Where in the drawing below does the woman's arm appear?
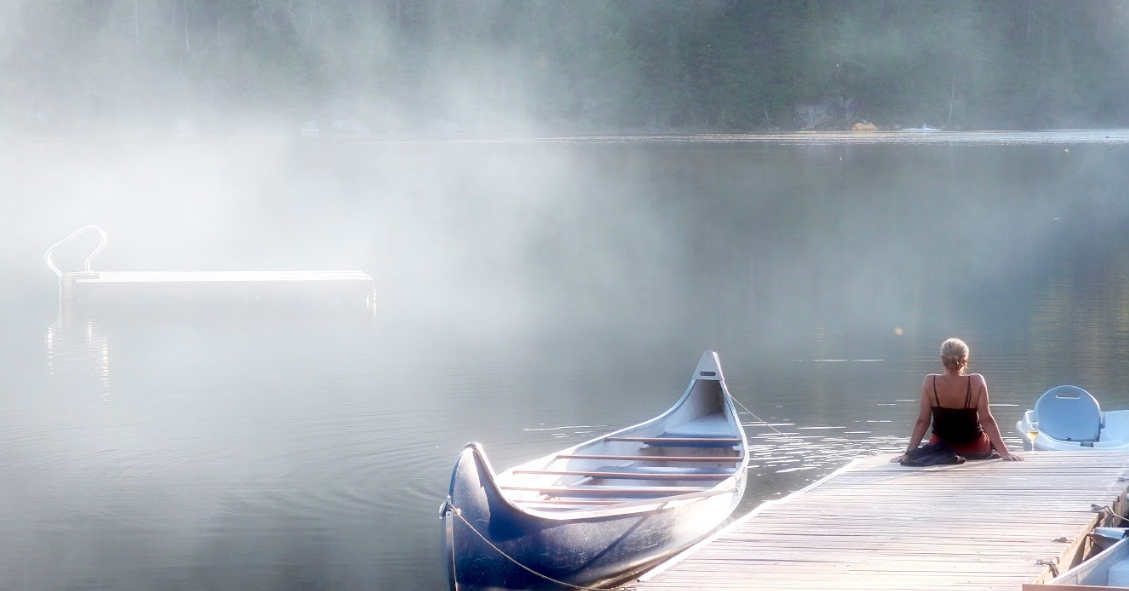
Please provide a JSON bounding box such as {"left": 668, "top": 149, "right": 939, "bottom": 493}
{"left": 976, "top": 375, "right": 1023, "bottom": 461}
{"left": 892, "top": 377, "right": 933, "bottom": 461}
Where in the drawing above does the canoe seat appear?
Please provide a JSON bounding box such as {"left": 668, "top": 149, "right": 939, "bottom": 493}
{"left": 499, "top": 484, "right": 710, "bottom": 495}
{"left": 605, "top": 436, "right": 741, "bottom": 447}
{"left": 556, "top": 453, "right": 741, "bottom": 463}
{"left": 662, "top": 414, "right": 734, "bottom": 439}
{"left": 602, "top": 465, "right": 734, "bottom": 476}
{"left": 511, "top": 466, "right": 734, "bottom": 480}
{"left": 514, "top": 499, "right": 623, "bottom": 507}
{"left": 1035, "top": 385, "right": 1103, "bottom": 442}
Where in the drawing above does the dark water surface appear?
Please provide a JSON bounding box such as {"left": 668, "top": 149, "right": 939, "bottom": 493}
{"left": 4, "top": 132, "right": 1129, "bottom": 590}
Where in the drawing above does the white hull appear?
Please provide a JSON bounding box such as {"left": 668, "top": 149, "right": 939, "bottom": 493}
{"left": 1017, "top": 409, "right": 1129, "bottom": 451}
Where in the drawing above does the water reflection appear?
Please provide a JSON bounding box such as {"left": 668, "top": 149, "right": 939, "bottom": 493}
{"left": 45, "top": 318, "right": 110, "bottom": 406}
{"left": 13, "top": 310, "right": 441, "bottom": 591}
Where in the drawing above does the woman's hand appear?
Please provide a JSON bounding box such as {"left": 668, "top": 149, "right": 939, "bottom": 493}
{"left": 890, "top": 454, "right": 906, "bottom": 463}
{"left": 1001, "top": 452, "right": 1024, "bottom": 461}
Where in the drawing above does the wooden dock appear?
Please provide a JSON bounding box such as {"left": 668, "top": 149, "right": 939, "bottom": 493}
{"left": 635, "top": 451, "right": 1129, "bottom": 591}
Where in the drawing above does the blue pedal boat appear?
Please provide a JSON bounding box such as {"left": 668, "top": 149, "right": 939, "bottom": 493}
{"left": 1017, "top": 385, "right": 1129, "bottom": 451}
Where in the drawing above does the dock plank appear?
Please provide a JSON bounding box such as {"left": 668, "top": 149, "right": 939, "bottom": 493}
{"left": 636, "top": 451, "right": 1129, "bottom": 591}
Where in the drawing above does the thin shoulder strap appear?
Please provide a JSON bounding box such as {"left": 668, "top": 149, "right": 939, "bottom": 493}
{"left": 932, "top": 375, "right": 940, "bottom": 406}
{"left": 965, "top": 376, "right": 973, "bottom": 409}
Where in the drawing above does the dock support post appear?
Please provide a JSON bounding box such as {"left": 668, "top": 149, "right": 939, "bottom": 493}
{"left": 59, "top": 274, "right": 75, "bottom": 326}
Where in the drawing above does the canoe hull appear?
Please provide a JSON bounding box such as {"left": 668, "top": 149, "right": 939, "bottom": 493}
{"left": 443, "top": 442, "right": 745, "bottom": 591}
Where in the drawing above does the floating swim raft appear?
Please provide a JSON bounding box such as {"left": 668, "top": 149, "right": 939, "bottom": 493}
{"left": 46, "top": 225, "right": 376, "bottom": 319}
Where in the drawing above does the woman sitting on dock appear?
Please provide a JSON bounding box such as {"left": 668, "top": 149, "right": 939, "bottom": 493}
{"left": 894, "top": 338, "right": 1023, "bottom": 462}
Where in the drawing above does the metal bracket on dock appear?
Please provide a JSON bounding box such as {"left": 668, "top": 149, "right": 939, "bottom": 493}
{"left": 1035, "top": 558, "right": 1060, "bottom": 577}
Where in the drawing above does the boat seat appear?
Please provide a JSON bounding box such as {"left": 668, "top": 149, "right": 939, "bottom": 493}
{"left": 600, "top": 465, "right": 734, "bottom": 476}
{"left": 514, "top": 498, "right": 622, "bottom": 507}
{"left": 556, "top": 453, "right": 741, "bottom": 463}
{"left": 512, "top": 466, "right": 734, "bottom": 480}
{"left": 661, "top": 414, "right": 734, "bottom": 439}
{"left": 605, "top": 436, "right": 741, "bottom": 448}
{"left": 1034, "top": 385, "right": 1103, "bottom": 442}
{"left": 499, "top": 484, "right": 710, "bottom": 495}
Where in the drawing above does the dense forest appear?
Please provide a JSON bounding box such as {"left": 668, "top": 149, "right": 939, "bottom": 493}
{"left": 4, "top": 0, "right": 1129, "bottom": 134}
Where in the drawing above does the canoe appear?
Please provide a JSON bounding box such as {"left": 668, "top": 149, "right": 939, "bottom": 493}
{"left": 1016, "top": 385, "right": 1129, "bottom": 451}
{"left": 440, "top": 350, "right": 749, "bottom": 591}
{"left": 1033, "top": 528, "right": 1129, "bottom": 588}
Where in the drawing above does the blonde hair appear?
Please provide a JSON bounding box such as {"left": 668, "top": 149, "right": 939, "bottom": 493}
{"left": 939, "top": 338, "right": 969, "bottom": 373}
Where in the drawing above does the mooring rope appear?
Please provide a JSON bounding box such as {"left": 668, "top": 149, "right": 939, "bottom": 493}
{"left": 444, "top": 501, "right": 634, "bottom": 591}
{"left": 1092, "top": 504, "right": 1129, "bottom": 525}
{"left": 731, "top": 395, "right": 805, "bottom": 442}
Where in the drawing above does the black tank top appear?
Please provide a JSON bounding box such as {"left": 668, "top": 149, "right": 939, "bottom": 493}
{"left": 930, "top": 375, "right": 984, "bottom": 444}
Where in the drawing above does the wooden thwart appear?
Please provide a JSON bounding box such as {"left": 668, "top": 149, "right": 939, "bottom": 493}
{"left": 511, "top": 469, "right": 733, "bottom": 480}
{"left": 605, "top": 436, "right": 743, "bottom": 445}
{"left": 512, "top": 498, "right": 625, "bottom": 506}
{"left": 556, "top": 453, "right": 743, "bottom": 462}
{"left": 499, "top": 484, "right": 711, "bottom": 495}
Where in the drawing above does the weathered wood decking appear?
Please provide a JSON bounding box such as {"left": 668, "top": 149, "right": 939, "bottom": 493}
{"left": 635, "top": 451, "right": 1129, "bottom": 591}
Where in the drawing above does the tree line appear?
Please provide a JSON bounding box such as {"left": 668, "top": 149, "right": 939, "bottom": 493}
{"left": 5, "top": 0, "right": 1129, "bottom": 134}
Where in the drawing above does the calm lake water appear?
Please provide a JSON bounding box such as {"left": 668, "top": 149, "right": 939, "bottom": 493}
{"left": 4, "top": 131, "right": 1129, "bottom": 590}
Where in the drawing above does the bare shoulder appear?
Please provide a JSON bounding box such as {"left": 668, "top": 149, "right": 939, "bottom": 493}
{"left": 968, "top": 373, "right": 988, "bottom": 390}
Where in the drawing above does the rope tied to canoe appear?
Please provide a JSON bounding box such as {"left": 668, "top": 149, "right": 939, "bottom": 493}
{"left": 1091, "top": 504, "right": 1129, "bottom": 525}
{"left": 730, "top": 395, "right": 805, "bottom": 442}
{"left": 442, "top": 499, "right": 634, "bottom": 591}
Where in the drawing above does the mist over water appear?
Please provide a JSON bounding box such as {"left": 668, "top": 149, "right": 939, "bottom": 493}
{"left": 4, "top": 133, "right": 1129, "bottom": 590}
